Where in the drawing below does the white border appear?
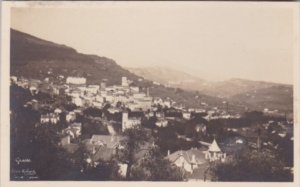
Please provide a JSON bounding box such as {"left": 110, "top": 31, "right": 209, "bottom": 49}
{"left": 1, "top": 1, "right": 300, "bottom": 187}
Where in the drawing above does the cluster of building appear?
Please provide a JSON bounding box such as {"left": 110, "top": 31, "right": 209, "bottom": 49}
{"left": 11, "top": 74, "right": 293, "bottom": 181}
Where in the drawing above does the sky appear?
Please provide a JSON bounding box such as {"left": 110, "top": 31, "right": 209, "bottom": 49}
{"left": 10, "top": 2, "right": 295, "bottom": 84}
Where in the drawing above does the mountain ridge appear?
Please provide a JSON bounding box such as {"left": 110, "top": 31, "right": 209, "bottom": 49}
{"left": 10, "top": 28, "right": 293, "bottom": 113}
{"left": 10, "top": 29, "right": 225, "bottom": 109}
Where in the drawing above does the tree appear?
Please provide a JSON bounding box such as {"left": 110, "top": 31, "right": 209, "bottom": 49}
{"left": 130, "top": 147, "right": 185, "bottom": 181}
{"left": 210, "top": 149, "right": 293, "bottom": 182}
{"left": 118, "top": 127, "right": 149, "bottom": 180}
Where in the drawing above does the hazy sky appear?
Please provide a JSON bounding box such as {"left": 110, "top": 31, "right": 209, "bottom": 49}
{"left": 11, "top": 2, "right": 295, "bottom": 84}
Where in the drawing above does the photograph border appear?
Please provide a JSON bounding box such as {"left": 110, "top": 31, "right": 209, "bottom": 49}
{"left": 1, "top": 1, "right": 300, "bottom": 187}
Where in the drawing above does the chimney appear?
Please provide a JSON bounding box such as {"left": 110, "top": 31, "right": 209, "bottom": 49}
{"left": 167, "top": 150, "right": 170, "bottom": 156}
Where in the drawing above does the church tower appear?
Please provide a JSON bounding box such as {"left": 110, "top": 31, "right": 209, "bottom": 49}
{"left": 122, "top": 111, "right": 129, "bottom": 132}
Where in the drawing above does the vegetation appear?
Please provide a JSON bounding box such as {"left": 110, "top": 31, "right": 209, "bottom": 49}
{"left": 210, "top": 149, "right": 293, "bottom": 182}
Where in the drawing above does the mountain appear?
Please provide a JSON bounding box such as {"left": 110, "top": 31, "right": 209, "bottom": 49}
{"left": 127, "top": 67, "right": 293, "bottom": 113}
{"left": 10, "top": 29, "right": 142, "bottom": 86}
{"left": 10, "top": 29, "right": 293, "bottom": 114}
{"left": 128, "top": 67, "right": 208, "bottom": 90}
{"left": 228, "top": 84, "right": 293, "bottom": 113}
{"left": 10, "top": 29, "right": 223, "bottom": 109}
{"left": 128, "top": 67, "right": 292, "bottom": 98}
{"left": 201, "top": 78, "right": 284, "bottom": 98}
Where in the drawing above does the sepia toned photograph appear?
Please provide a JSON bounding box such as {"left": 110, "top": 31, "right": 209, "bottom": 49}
{"left": 1, "top": 1, "right": 299, "bottom": 185}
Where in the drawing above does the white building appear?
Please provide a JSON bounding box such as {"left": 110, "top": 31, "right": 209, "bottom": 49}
{"left": 72, "top": 97, "right": 84, "bottom": 107}
{"left": 122, "top": 112, "right": 141, "bottom": 131}
{"left": 183, "top": 112, "right": 191, "bottom": 120}
{"left": 130, "top": 86, "right": 140, "bottom": 93}
{"left": 66, "top": 112, "right": 76, "bottom": 123}
{"left": 122, "top": 77, "right": 129, "bottom": 87}
{"left": 204, "top": 139, "right": 226, "bottom": 162}
{"left": 155, "top": 120, "right": 168, "bottom": 128}
{"left": 40, "top": 113, "right": 60, "bottom": 124}
{"left": 87, "top": 85, "right": 100, "bottom": 94}
{"left": 66, "top": 77, "right": 86, "bottom": 85}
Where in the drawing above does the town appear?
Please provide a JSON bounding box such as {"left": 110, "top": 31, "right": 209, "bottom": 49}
{"left": 10, "top": 75, "right": 294, "bottom": 181}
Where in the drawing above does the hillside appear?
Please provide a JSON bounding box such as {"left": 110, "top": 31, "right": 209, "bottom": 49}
{"left": 128, "top": 67, "right": 205, "bottom": 86}
{"left": 228, "top": 84, "right": 293, "bottom": 113}
{"left": 201, "top": 78, "right": 285, "bottom": 98}
{"left": 10, "top": 29, "right": 224, "bottom": 109}
{"left": 10, "top": 29, "right": 144, "bottom": 86}
{"left": 10, "top": 29, "right": 293, "bottom": 113}
{"left": 127, "top": 67, "right": 293, "bottom": 114}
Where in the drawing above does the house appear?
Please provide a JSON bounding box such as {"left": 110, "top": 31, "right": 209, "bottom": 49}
{"left": 40, "top": 113, "right": 60, "bottom": 124}
{"left": 122, "top": 77, "right": 129, "bottom": 87}
{"left": 66, "top": 111, "right": 76, "bottom": 123}
{"left": 66, "top": 76, "right": 86, "bottom": 85}
{"left": 63, "top": 122, "right": 82, "bottom": 139}
{"left": 72, "top": 96, "right": 83, "bottom": 107}
{"left": 130, "top": 86, "right": 140, "bottom": 93}
{"left": 85, "top": 135, "right": 125, "bottom": 162}
{"left": 29, "top": 85, "right": 38, "bottom": 95}
{"left": 10, "top": 76, "right": 17, "bottom": 83}
{"left": 195, "top": 124, "right": 207, "bottom": 134}
{"left": 166, "top": 148, "right": 208, "bottom": 174}
{"left": 155, "top": 119, "right": 168, "bottom": 128}
{"left": 54, "top": 108, "right": 62, "bottom": 114}
{"left": 182, "top": 111, "right": 191, "bottom": 120}
{"left": 87, "top": 85, "right": 100, "bottom": 94}
{"left": 204, "top": 139, "right": 226, "bottom": 162}
{"left": 122, "top": 112, "right": 141, "bottom": 131}
{"left": 69, "top": 88, "right": 82, "bottom": 98}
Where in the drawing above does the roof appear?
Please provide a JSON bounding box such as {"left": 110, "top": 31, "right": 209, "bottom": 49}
{"left": 167, "top": 149, "right": 207, "bottom": 165}
{"left": 92, "top": 147, "right": 115, "bottom": 162}
{"left": 208, "top": 139, "right": 221, "bottom": 152}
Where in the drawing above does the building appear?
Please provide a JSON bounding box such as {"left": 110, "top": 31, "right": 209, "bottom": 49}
{"left": 100, "top": 80, "right": 107, "bottom": 90}
{"left": 122, "top": 112, "right": 141, "bottom": 131}
{"left": 62, "top": 123, "right": 82, "bottom": 139}
{"left": 204, "top": 139, "right": 226, "bottom": 162}
{"left": 66, "top": 77, "right": 86, "bottom": 85}
{"left": 166, "top": 148, "right": 208, "bottom": 174}
{"left": 54, "top": 108, "right": 62, "bottom": 114}
{"left": 66, "top": 111, "right": 76, "bottom": 123}
{"left": 40, "top": 113, "right": 60, "bottom": 124}
{"left": 155, "top": 119, "right": 168, "bottom": 128}
{"left": 10, "top": 76, "right": 18, "bottom": 83}
{"left": 121, "top": 77, "right": 129, "bottom": 87}
{"left": 182, "top": 111, "right": 191, "bottom": 120}
{"left": 87, "top": 85, "right": 100, "bottom": 94}
{"left": 72, "top": 96, "right": 84, "bottom": 107}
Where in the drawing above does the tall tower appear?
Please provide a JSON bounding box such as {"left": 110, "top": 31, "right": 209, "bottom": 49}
{"left": 122, "top": 112, "right": 129, "bottom": 132}
{"left": 121, "top": 77, "right": 128, "bottom": 87}
{"left": 100, "top": 81, "right": 106, "bottom": 90}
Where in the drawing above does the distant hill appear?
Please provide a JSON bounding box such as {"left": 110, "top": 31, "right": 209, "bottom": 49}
{"left": 201, "top": 78, "right": 284, "bottom": 98}
{"left": 228, "top": 84, "right": 293, "bottom": 113}
{"left": 10, "top": 29, "right": 224, "bottom": 109}
{"left": 127, "top": 67, "right": 293, "bottom": 113}
{"left": 10, "top": 29, "right": 292, "bottom": 113}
